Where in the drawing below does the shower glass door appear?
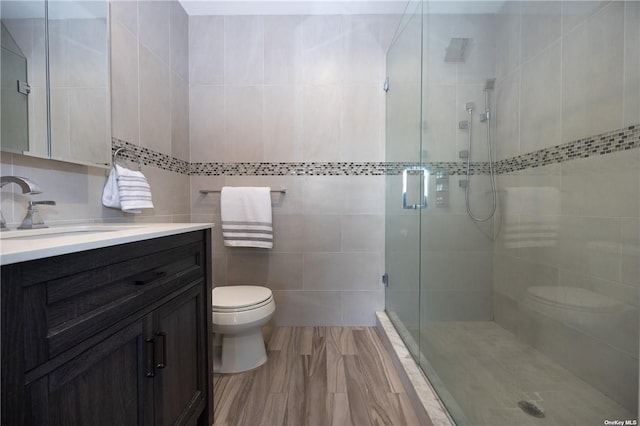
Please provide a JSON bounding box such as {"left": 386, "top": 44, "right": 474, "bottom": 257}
{"left": 384, "top": 0, "right": 424, "bottom": 361}
{"left": 387, "top": 1, "right": 639, "bottom": 425}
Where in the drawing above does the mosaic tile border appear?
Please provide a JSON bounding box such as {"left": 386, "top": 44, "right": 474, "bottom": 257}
{"left": 495, "top": 125, "right": 639, "bottom": 173}
{"left": 111, "top": 138, "right": 190, "bottom": 174}
{"left": 113, "top": 124, "right": 639, "bottom": 177}
{"left": 189, "top": 161, "right": 489, "bottom": 176}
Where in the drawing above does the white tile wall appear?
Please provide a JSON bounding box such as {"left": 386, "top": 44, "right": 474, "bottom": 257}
{"left": 138, "top": 0, "right": 171, "bottom": 66}
{"left": 624, "top": 1, "right": 640, "bottom": 126}
{"left": 110, "top": 20, "right": 139, "bottom": 145}
{"left": 224, "top": 16, "right": 264, "bottom": 85}
{"left": 264, "top": 16, "right": 303, "bottom": 85}
{"left": 263, "top": 86, "right": 303, "bottom": 162}
{"left": 519, "top": 40, "right": 562, "bottom": 153}
{"left": 224, "top": 86, "right": 264, "bottom": 162}
{"left": 139, "top": 45, "right": 172, "bottom": 155}
{"left": 188, "top": 11, "right": 392, "bottom": 327}
{"left": 562, "top": 2, "right": 625, "bottom": 143}
{"left": 519, "top": 1, "right": 561, "bottom": 63}
{"left": 171, "top": 1, "right": 189, "bottom": 80}
{"left": 340, "top": 85, "right": 382, "bottom": 162}
{"left": 188, "top": 15, "right": 224, "bottom": 85}
{"left": 171, "top": 73, "right": 190, "bottom": 162}
{"left": 189, "top": 175, "right": 387, "bottom": 326}
{"left": 189, "top": 86, "right": 225, "bottom": 163}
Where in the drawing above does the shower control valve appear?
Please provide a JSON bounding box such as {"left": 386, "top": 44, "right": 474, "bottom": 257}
{"left": 459, "top": 120, "right": 469, "bottom": 130}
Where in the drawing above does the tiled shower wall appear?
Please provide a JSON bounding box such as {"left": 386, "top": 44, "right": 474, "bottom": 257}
{"left": 188, "top": 15, "right": 400, "bottom": 326}
{"left": 420, "top": 12, "right": 497, "bottom": 324}
{"left": 492, "top": 1, "right": 640, "bottom": 411}
{"left": 0, "top": 0, "right": 191, "bottom": 226}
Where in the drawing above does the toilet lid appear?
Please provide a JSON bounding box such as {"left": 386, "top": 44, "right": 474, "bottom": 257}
{"left": 212, "top": 285, "right": 273, "bottom": 310}
{"left": 526, "top": 286, "right": 620, "bottom": 312}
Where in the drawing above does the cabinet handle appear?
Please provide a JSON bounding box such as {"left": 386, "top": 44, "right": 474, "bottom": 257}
{"left": 145, "top": 338, "right": 155, "bottom": 378}
{"left": 133, "top": 270, "right": 167, "bottom": 285}
{"left": 155, "top": 331, "right": 166, "bottom": 369}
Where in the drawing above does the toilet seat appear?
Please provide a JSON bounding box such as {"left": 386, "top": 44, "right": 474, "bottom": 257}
{"left": 213, "top": 285, "right": 273, "bottom": 312}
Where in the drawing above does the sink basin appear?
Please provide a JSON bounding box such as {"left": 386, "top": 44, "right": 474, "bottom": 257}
{"left": 0, "top": 225, "right": 141, "bottom": 240}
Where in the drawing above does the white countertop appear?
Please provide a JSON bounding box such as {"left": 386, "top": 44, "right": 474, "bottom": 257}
{"left": 0, "top": 223, "right": 214, "bottom": 265}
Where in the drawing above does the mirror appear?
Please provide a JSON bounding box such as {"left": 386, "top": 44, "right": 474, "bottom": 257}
{"left": 1, "top": 1, "right": 47, "bottom": 157}
{"left": 1, "top": 23, "right": 30, "bottom": 154}
{"left": 0, "top": 0, "right": 111, "bottom": 167}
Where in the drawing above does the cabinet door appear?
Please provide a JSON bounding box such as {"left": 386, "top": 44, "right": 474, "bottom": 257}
{"left": 26, "top": 318, "right": 154, "bottom": 426}
{"left": 152, "top": 282, "right": 207, "bottom": 426}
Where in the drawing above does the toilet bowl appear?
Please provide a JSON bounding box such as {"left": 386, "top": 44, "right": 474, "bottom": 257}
{"left": 522, "top": 286, "right": 622, "bottom": 329}
{"left": 212, "top": 285, "right": 275, "bottom": 373}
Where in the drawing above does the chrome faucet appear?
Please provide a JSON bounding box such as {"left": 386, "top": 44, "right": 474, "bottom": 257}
{"left": 0, "top": 176, "right": 42, "bottom": 194}
{"left": 0, "top": 176, "right": 43, "bottom": 230}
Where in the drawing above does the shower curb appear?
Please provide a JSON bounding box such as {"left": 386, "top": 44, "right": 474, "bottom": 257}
{"left": 375, "top": 311, "right": 456, "bottom": 426}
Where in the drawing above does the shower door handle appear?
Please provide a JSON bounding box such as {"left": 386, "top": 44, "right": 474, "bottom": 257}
{"left": 402, "top": 167, "right": 429, "bottom": 209}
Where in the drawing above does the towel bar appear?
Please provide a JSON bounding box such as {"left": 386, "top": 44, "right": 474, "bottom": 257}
{"left": 112, "top": 147, "right": 142, "bottom": 170}
{"left": 200, "top": 189, "right": 286, "bottom": 194}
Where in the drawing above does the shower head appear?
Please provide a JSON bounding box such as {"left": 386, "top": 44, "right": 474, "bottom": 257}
{"left": 484, "top": 78, "right": 496, "bottom": 91}
{"left": 444, "top": 38, "right": 469, "bottom": 63}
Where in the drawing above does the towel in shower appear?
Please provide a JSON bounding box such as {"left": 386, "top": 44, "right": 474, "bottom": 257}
{"left": 101, "top": 165, "right": 154, "bottom": 214}
{"left": 220, "top": 186, "right": 273, "bottom": 248}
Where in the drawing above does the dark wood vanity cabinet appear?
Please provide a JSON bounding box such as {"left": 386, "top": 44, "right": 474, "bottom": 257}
{"left": 1, "top": 229, "right": 213, "bottom": 426}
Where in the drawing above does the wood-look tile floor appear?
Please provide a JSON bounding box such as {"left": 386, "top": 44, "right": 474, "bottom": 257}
{"left": 213, "top": 327, "right": 423, "bottom": 426}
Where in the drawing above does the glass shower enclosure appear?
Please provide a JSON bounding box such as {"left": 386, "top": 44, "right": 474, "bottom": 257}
{"left": 385, "top": 1, "right": 640, "bottom": 425}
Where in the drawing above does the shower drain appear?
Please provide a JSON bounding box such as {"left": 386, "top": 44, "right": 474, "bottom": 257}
{"left": 518, "top": 400, "right": 546, "bottom": 418}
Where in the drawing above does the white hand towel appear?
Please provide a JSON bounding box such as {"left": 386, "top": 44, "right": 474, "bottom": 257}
{"left": 102, "top": 164, "right": 154, "bottom": 214}
{"left": 101, "top": 166, "right": 121, "bottom": 209}
{"left": 221, "top": 186, "right": 273, "bottom": 248}
{"left": 115, "top": 164, "right": 154, "bottom": 214}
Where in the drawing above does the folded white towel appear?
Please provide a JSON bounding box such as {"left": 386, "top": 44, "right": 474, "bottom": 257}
{"left": 221, "top": 186, "right": 273, "bottom": 248}
{"left": 101, "top": 165, "right": 154, "bottom": 214}
{"left": 115, "top": 165, "right": 154, "bottom": 214}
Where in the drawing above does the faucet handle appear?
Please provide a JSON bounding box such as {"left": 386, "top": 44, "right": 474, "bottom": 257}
{"left": 30, "top": 200, "right": 56, "bottom": 207}
{"left": 18, "top": 200, "right": 56, "bottom": 230}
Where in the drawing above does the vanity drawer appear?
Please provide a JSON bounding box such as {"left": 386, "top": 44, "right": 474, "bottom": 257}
{"left": 18, "top": 231, "right": 206, "bottom": 370}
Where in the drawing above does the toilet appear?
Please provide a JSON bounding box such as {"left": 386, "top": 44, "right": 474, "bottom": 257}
{"left": 522, "top": 286, "right": 622, "bottom": 329}
{"left": 212, "top": 285, "right": 275, "bottom": 373}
